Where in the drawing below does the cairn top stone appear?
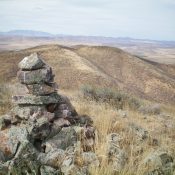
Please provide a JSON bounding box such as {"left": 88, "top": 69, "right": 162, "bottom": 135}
{"left": 18, "top": 53, "right": 45, "bottom": 70}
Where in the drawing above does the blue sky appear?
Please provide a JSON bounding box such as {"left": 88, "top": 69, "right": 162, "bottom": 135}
{"left": 0, "top": 0, "right": 175, "bottom": 40}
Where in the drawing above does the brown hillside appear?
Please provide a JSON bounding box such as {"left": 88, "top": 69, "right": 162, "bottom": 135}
{"left": 0, "top": 44, "right": 174, "bottom": 104}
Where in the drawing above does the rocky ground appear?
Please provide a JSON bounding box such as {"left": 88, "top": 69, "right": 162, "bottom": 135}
{"left": 0, "top": 53, "right": 175, "bottom": 175}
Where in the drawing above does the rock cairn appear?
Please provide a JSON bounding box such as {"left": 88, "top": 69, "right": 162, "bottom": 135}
{"left": 0, "top": 53, "right": 98, "bottom": 175}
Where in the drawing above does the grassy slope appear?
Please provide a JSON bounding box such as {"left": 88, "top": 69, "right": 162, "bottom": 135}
{"left": 0, "top": 44, "right": 174, "bottom": 104}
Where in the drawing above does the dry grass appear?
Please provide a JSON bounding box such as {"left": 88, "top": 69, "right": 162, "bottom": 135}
{"left": 0, "top": 44, "right": 175, "bottom": 104}
{"left": 63, "top": 90, "right": 175, "bottom": 175}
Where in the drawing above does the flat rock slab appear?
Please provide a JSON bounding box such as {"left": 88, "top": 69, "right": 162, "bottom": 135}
{"left": 18, "top": 53, "right": 45, "bottom": 70}
{"left": 12, "top": 93, "right": 61, "bottom": 105}
{"left": 17, "top": 66, "right": 54, "bottom": 85}
{"left": 27, "top": 83, "right": 57, "bottom": 96}
{"left": 11, "top": 106, "right": 54, "bottom": 121}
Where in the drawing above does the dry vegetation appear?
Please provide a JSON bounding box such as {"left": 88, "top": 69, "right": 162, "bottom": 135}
{"left": 65, "top": 89, "right": 175, "bottom": 175}
{"left": 0, "top": 44, "right": 175, "bottom": 174}
{"left": 0, "top": 44, "right": 174, "bottom": 104}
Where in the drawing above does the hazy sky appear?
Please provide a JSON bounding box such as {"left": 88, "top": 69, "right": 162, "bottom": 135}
{"left": 0, "top": 0, "right": 175, "bottom": 40}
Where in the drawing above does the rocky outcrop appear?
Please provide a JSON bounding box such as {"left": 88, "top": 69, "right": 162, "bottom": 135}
{"left": 0, "top": 53, "right": 97, "bottom": 175}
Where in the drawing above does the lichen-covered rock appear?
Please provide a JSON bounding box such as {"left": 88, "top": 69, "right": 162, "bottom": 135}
{"left": 55, "top": 95, "right": 78, "bottom": 118}
{"left": 0, "top": 53, "right": 97, "bottom": 175}
{"left": 8, "top": 141, "right": 40, "bottom": 175}
{"left": 12, "top": 93, "right": 61, "bottom": 105}
{"left": 26, "top": 83, "right": 57, "bottom": 96}
{"left": 43, "top": 127, "right": 77, "bottom": 152}
{"left": 11, "top": 106, "right": 55, "bottom": 122}
{"left": 129, "top": 123, "right": 148, "bottom": 141}
{"left": 0, "top": 126, "right": 29, "bottom": 161}
{"left": 17, "top": 66, "right": 54, "bottom": 84}
{"left": 38, "top": 149, "right": 65, "bottom": 168}
{"left": 40, "top": 165, "right": 61, "bottom": 175}
{"left": 106, "top": 133, "right": 127, "bottom": 172}
{"left": 82, "top": 152, "right": 100, "bottom": 167}
{"left": 143, "top": 151, "right": 175, "bottom": 175}
{"left": 18, "top": 53, "right": 45, "bottom": 70}
{"left": 27, "top": 117, "right": 52, "bottom": 140}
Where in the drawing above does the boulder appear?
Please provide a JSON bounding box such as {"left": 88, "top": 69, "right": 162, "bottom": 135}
{"left": 143, "top": 151, "right": 175, "bottom": 175}
{"left": 26, "top": 83, "right": 57, "bottom": 96}
{"left": 12, "top": 93, "right": 61, "bottom": 105}
{"left": 18, "top": 53, "right": 45, "bottom": 70}
{"left": 17, "top": 66, "right": 54, "bottom": 84}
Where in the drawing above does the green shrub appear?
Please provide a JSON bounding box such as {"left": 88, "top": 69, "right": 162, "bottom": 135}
{"left": 80, "top": 85, "right": 142, "bottom": 110}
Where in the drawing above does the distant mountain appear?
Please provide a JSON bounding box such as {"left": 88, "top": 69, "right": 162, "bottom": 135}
{"left": 0, "top": 30, "right": 175, "bottom": 47}
{"left": 0, "top": 30, "right": 53, "bottom": 37}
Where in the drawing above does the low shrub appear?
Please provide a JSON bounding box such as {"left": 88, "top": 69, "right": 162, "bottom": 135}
{"left": 80, "top": 85, "right": 142, "bottom": 110}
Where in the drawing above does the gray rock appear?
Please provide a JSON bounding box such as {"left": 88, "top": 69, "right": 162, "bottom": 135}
{"left": 43, "top": 127, "right": 77, "bottom": 152}
{"left": 12, "top": 93, "right": 61, "bottom": 105}
{"left": 0, "top": 126, "right": 29, "bottom": 161}
{"left": 55, "top": 95, "right": 78, "bottom": 118}
{"left": 8, "top": 141, "right": 40, "bottom": 175}
{"left": 27, "top": 117, "right": 51, "bottom": 140}
{"left": 106, "top": 133, "right": 127, "bottom": 172}
{"left": 11, "top": 106, "right": 45, "bottom": 120}
{"left": 82, "top": 152, "right": 99, "bottom": 167}
{"left": 40, "top": 165, "right": 61, "bottom": 175}
{"left": 17, "top": 66, "right": 54, "bottom": 84}
{"left": 11, "top": 106, "right": 55, "bottom": 122}
{"left": 18, "top": 53, "right": 45, "bottom": 70}
{"left": 38, "top": 149, "right": 65, "bottom": 168}
{"left": 143, "top": 151, "right": 175, "bottom": 175}
{"left": 129, "top": 123, "right": 148, "bottom": 140}
{"left": 27, "top": 83, "right": 57, "bottom": 96}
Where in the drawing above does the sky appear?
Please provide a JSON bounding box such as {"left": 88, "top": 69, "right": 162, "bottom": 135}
{"left": 0, "top": 0, "right": 175, "bottom": 40}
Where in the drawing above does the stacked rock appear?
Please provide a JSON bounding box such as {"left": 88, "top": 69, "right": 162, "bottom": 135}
{"left": 13, "top": 53, "right": 58, "bottom": 117}
{"left": 0, "top": 53, "right": 99, "bottom": 175}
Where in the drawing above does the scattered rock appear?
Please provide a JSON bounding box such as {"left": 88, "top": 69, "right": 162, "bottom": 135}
{"left": 129, "top": 123, "right": 148, "bottom": 141}
{"left": 106, "top": 133, "right": 127, "bottom": 172}
{"left": 143, "top": 150, "right": 175, "bottom": 175}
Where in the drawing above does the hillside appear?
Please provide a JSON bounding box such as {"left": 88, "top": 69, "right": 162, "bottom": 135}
{"left": 0, "top": 44, "right": 174, "bottom": 104}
